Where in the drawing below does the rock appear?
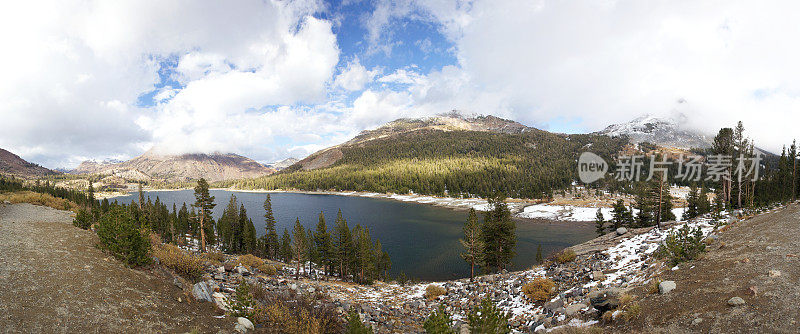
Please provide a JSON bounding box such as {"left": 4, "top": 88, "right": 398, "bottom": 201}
{"left": 543, "top": 298, "right": 564, "bottom": 314}
{"left": 213, "top": 292, "right": 229, "bottom": 311}
{"left": 224, "top": 263, "right": 235, "bottom": 272}
{"left": 173, "top": 277, "right": 184, "bottom": 290}
{"left": 769, "top": 270, "right": 781, "bottom": 277}
{"left": 727, "top": 296, "right": 745, "bottom": 307}
{"left": 692, "top": 318, "right": 703, "bottom": 325}
{"left": 237, "top": 317, "right": 254, "bottom": 331}
{"left": 192, "top": 282, "right": 213, "bottom": 302}
{"left": 3, "top": 200, "right": 10, "bottom": 204}
{"left": 236, "top": 266, "right": 250, "bottom": 276}
{"left": 616, "top": 227, "right": 628, "bottom": 235}
{"left": 592, "top": 271, "right": 605, "bottom": 281}
{"left": 565, "top": 303, "right": 586, "bottom": 316}
{"left": 659, "top": 281, "right": 676, "bottom": 294}
{"left": 589, "top": 289, "right": 620, "bottom": 313}
{"left": 216, "top": 266, "right": 225, "bottom": 274}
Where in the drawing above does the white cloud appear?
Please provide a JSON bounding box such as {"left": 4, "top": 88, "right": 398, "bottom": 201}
{"left": 368, "top": 0, "right": 800, "bottom": 153}
{"left": 334, "top": 58, "right": 379, "bottom": 91}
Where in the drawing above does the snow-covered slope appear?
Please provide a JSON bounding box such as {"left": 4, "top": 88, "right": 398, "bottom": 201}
{"left": 598, "top": 114, "right": 710, "bottom": 149}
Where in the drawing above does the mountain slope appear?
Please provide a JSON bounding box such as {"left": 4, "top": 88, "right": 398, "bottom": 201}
{"left": 222, "top": 113, "right": 627, "bottom": 198}
{"left": 597, "top": 114, "right": 711, "bottom": 149}
{"left": 71, "top": 149, "right": 275, "bottom": 183}
{"left": 0, "top": 148, "right": 58, "bottom": 178}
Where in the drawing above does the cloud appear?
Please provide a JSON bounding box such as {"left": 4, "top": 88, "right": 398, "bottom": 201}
{"left": 334, "top": 58, "right": 379, "bottom": 91}
{"left": 0, "top": 0, "right": 341, "bottom": 167}
{"left": 367, "top": 0, "right": 800, "bottom": 153}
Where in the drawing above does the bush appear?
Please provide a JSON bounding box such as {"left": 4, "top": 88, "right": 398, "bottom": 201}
{"left": 200, "top": 251, "right": 225, "bottom": 266}
{"left": 237, "top": 254, "right": 265, "bottom": 268}
{"left": 467, "top": 298, "right": 511, "bottom": 334}
{"left": 423, "top": 304, "right": 454, "bottom": 334}
{"left": 251, "top": 285, "right": 342, "bottom": 334}
{"left": 257, "top": 263, "right": 277, "bottom": 275}
{"left": 659, "top": 225, "right": 706, "bottom": 265}
{"left": 522, "top": 277, "right": 556, "bottom": 302}
{"left": 345, "top": 310, "right": 373, "bottom": 334}
{"left": 96, "top": 207, "right": 151, "bottom": 267}
{"left": 0, "top": 191, "right": 76, "bottom": 211}
{"left": 228, "top": 280, "right": 256, "bottom": 318}
{"left": 424, "top": 284, "right": 447, "bottom": 301}
{"left": 73, "top": 208, "right": 92, "bottom": 229}
{"left": 153, "top": 243, "right": 205, "bottom": 282}
{"left": 554, "top": 249, "right": 576, "bottom": 264}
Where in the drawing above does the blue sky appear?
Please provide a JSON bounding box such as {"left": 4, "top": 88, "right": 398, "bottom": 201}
{"left": 2, "top": 0, "right": 799, "bottom": 168}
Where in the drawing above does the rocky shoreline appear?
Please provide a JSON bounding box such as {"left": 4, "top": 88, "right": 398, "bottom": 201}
{"left": 181, "top": 211, "right": 737, "bottom": 333}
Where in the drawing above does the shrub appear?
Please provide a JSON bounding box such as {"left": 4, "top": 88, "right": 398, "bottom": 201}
{"left": 228, "top": 280, "right": 256, "bottom": 318}
{"left": 237, "top": 254, "right": 265, "bottom": 268}
{"left": 554, "top": 249, "right": 577, "bottom": 264}
{"left": 200, "top": 251, "right": 225, "bottom": 266}
{"left": 345, "top": 310, "right": 373, "bottom": 334}
{"left": 153, "top": 243, "right": 205, "bottom": 282}
{"left": 659, "top": 225, "right": 706, "bottom": 265}
{"left": 647, "top": 279, "right": 661, "bottom": 295}
{"left": 0, "top": 191, "right": 76, "bottom": 211}
{"left": 424, "top": 284, "right": 447, "bottom": 301}
{"left": 257, "top": 263, "right": 277, "bottom": 275}
{"left": 522, "top": 277, "right": 556, "bottom": 302}
{"left": 250, "top": 284, "right": 342, "bottom": 333}
{"left": 73, "top": 208, "right": 92, "bottom": 229}
{"left": 423, "top": 304, "right": 454, "bottom": 334}
{"left": 467, "top": 298, "right": 511, "bottom": 334}
{"left": 96, "top": 207, "right": 151, "bottom": 267}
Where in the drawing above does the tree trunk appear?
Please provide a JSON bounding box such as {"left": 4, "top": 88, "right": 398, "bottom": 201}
{"left": 199, "top": 215, "right": 206, "bottom": 253}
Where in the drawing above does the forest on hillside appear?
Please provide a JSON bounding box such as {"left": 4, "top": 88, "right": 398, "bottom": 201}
{"left": 217, "top": 129, "right": 629, "bottom": 199}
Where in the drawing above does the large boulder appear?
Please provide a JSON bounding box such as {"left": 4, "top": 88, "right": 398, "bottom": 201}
{"left": 616, "top": 227, "right": 628, "bottom": 236}
{"left": 589, "top": 288, "right": 622, "bottom": 313}
{"left": 565, "top": 303, "right": 587, "bottom": 316}
{"left": 212, "top": 292, "right": 229, "bottom": 311}
{"left": 192, "top": 282, "right": 213, "bottom": 302}
{"left": 234, "top": 317, "right": 254, "bottom": 333}
{"left": 543, "top": 298, "right": 564, "bottom": 314}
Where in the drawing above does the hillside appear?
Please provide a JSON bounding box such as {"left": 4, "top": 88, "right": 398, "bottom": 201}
{"left": 598, "top": 114, "right": 711, "bottom": 149}
{"left": 220, "top": 113, "right": 628, "bottom": 198}
{"left": 0, "top": 148, "right": 59, "bottom": 179}
{"left": 71, "top": 149, "right": 275, "bottom": 183}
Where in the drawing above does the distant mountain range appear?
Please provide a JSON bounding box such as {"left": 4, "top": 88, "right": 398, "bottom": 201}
{"left": 70, "top": 149, "right": 275, "bottom": 183}
{"left": 265, "top": 158, "right": 300, "bottom": 171}
{"left": 0, "top": 148, "right": 59, "bottom": 179}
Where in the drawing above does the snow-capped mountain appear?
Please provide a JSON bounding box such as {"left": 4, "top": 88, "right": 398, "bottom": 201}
{"left": 597, "top": 114, "right": 711, "bottom": 149}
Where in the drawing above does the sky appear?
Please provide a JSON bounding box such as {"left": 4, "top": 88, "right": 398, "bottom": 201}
{"left": 2, "top": 0, "right": 800, "bottom": 169}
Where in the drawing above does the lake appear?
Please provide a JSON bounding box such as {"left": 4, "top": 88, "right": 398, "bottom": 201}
{"left": 113, "top": 190, "right": 596, "bottom": 281}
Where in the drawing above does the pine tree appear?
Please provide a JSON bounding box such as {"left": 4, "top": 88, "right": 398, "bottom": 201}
{"left": 291, "top": 218, "right": 307, "bottom": 280}
{"left": 594, "top": 208, "right": 605, "bottom": 235}
{"left": 611, "top": 199, "right": 629, "bottom": 230}
{"left": 685, "top": 185, "right": 700, "bottom": 220}
{"left": 423, "top": 304, "right": 454, "bottom": 334}
{"left": 333, "top": 209, "right": 351, "bottom": 279}
{"left": 192, "top": 178, "right": 216, "bottom": 252}
{"left": 459, "top": 208, "right": 483, "bottom": 281}
{"left": 218, "top": 195, "right": 238, "bottom": 251}
{"left": 480, "top": 195, "right": 516, "bottom": 273}
{"left": 280, "top": 228, "right": 292, "bottom": 262}
{"left": 314, "top": 211, "right": 332, "bottom": 276}
{"left": 243, "top": 217, "right": 257, "bottom": 254}
{"left": 263, "top": 194, "right": 279, "bottom": 260}
{"left": 535, "top": 245, "right": 543, "bottom": 264}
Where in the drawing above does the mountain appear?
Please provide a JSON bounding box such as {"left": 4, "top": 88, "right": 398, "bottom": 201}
{"left": 597, "top": 114, "right": 711, "bottom": 149}
{"left": 71, "top": 149, "right": 275, "bottom": 183}
{"left": 293, "top": 112, "right": 532, "bottom": 171}
{"left": 0, "top": 148, "right": 59, "bottom": 178}
{"left": 266, "top": 158, "right": 300, "bottom": 171}
{"left": 222, "top": 112, "right": 627, "bottom": 198}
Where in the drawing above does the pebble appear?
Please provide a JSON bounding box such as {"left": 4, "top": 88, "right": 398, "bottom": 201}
{"left": 768, "top": 270, "right": 781, "bottom": 277}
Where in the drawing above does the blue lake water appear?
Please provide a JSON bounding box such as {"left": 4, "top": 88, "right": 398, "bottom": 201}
{"left": 113, "top": 190, "right": 595, "bottom": 281}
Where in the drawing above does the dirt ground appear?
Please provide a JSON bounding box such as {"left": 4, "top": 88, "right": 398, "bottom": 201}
{"left": 0, "top": 203, "right": 232, "bottom": 334}
{"left": 610, "top": 202, "right": 800, "bottom": 333}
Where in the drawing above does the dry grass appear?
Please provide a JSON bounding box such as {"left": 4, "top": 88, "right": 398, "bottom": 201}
{"left": 236, "top": 254, "right": 265, "bottom": 268}
{"left": 199, "top": 251, "right": 225, "bottom": 267}
{"left": 522, "top": 277, "right": 556, "bottom": 302}
{"left": 257, "top": 263, "right": 277, "bottom": 275}
{"left": 0, "top": 191, "right": 77, "bottom": 211}
{"left": 153, "top": 243, "right": 205, "bottom": 282}
{"left": 554, "top": 249, "right": 577, "bottom": 264}
{"left": 647, "top": 279, "right": 662, "bottom": 295}
{"left": 424, "top": 284, "right": 447, "bottom": 300}
{"left": 250, "top": 285, "right": 342, "bottom": 334}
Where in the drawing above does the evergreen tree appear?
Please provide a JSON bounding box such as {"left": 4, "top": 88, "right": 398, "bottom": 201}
{"left": 333, "top": 209, "right": 352, "bottom": 279}
{"left": 535, "top": 245, "right": 543, "bottom": 264}
{"left": 192, "top": 178, "right": 216, "bottom": 252}
{"left": 423, "top": 304, "right": 454, "bottom": 334}
{"left": 480, "top": 195, "right": 516, "bottom": 273}
{"left": 354, "top": 224, "right": 375, "bottom": 283}
{"left": 291, "top": 218, "right": 308, "bottom": 280}
{"left": 242, "top": 216, "right": 257, "bottom": 254}
{"left": 685, "top": 185, "right": 700, "bottom": 220}
{"left": 594, "top": 208, "right": 605, "bottom": 235}
{"left": 611, "top": 199, "right": 630, "bottom": 230}
{"left": 280, "top": 228, "right": 292, "bottom": 262}
{"left": 373, "top": 239, "right": 390, "bottom": 281}
{"left": 467, "top": 298, "right": 511, "bottom": 334}
{"left": 218, "top": 195, "right": 238, "bottom": 251}
{"left": 314, "top": 212, "right": 333, "bottom": 276}
{"left": 459, "top": 208, "right": 483, "bottom": 280}
{"left": 263, "top": 194, "right": 279, "bottom": 260}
